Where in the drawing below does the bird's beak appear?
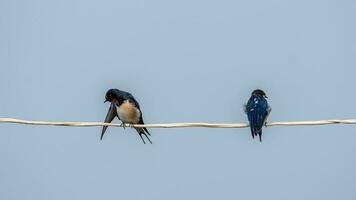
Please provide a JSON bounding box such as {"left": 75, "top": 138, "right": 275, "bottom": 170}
{"left": 264, "top": 95, "right": 268, "bottom": 98}
{"left": 104, "top": 100, "right": 108, "bottom": 103}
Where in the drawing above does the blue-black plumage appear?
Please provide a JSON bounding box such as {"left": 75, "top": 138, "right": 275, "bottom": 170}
{"left": 101, "top": 89, "right": 152, "bottom": 144}
{"left": 245, "top": 89, "right": 271, "bottom": 142}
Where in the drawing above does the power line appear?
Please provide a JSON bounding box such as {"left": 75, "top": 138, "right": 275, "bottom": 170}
{"left": 0, "top": 118, "right": 355, "bottom": 128}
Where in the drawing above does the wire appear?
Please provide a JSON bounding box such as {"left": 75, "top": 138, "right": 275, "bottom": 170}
{"left": 0, "top": 118, "right": 356, "bottom": 128}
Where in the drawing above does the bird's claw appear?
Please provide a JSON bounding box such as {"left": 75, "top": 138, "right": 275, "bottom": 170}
{"left": 120, "top": 122, "right": 127, "bottom": 129}
{"left": 120, "top": 123, "right": 134, "bottom": 129}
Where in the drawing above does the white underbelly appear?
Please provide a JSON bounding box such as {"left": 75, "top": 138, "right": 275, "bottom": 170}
{"left": 116, "top": 105, "right": 140, "bottom": 123}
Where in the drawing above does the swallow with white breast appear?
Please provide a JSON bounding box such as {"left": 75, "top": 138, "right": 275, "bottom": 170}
{"left": 101, "top": 89, "right": 152, "bottom": 144}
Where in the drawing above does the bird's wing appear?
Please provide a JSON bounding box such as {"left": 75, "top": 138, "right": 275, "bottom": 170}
{"left": 243, "top": 104, "right": 248, "bottom": 114}
{"left": 125, "top": 94, "right": 147, "bottom": 133}
{"left": 246, "top": 97, "right": 256, "bottom": 122}
{"left": 255, "top": 98, "right": 270, "bottom": 128}
{"left": 101, "top": 103, "right": 119, "bottom": 140}
{"left": 129, "top": 97, "right": 141, "bottom": 109}
{"left": 120, "top": 91, "right": 141, "bottom": 109}
{"left": 246, "top": 97, "right": 268, "bottom": 128}
{"left": 122, "top": 92, "right": 152, "bottom": 143}
{"left": 264, "top": 105, "right": 272, "bottom": 124}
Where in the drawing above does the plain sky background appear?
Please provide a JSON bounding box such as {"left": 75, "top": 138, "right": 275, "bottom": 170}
{"left": 1, "top": 0, "right": 356, "bottom": 199}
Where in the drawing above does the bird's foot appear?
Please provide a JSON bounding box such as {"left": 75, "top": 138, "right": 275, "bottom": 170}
{"left": 264, "top": 121, "right": 268, "bottom": 128}
{"left": 120, "top": 122, "right": 127, "bottom": 129}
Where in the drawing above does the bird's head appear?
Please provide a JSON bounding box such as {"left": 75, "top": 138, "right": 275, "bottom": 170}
{"left": 252, "top": 89, "right": 267, "bottom": 98}
{"left": 104, "top": 89, "right": 119, "bottom": 104}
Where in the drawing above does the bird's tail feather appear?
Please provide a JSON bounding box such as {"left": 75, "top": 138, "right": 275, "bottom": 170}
{"left": 258, "top": 133, "right": 262, "bottom": 142}
{"left": 250, "top": 125, "right": 263, "bottom": 142}
{"left": 100, "top": 126, "right": 108, "bottom": 140}
{"left": 250, "top": 126, "right": 255, "bottom": 139}
{"left": 257, "top": 129, "right": 262, "bottom": 142}
{"left": 143, "top": 127, "right": 151, "bottom": 136}
{"left": 134, "top": 127, "right": 152, "bottom": 144}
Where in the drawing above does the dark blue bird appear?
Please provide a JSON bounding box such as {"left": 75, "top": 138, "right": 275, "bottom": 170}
{"left": 245, "top": 89, "right": 271, "bottom": 142}
{"left": 101, "top": 89, "right": 152, "bottom": 144}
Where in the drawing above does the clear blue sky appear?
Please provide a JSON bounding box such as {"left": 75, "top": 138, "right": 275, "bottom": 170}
{"left": 1, "top": 0, "right": 356, "bottom": 199}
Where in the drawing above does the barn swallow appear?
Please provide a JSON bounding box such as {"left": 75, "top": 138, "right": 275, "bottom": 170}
{"left": 101, "top": 89, "right": 152, "bottom": 144}
{"left": 245, "top": 89, "right": 271, "bottom": 142}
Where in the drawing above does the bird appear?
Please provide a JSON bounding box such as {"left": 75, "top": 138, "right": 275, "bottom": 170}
{"left": 245, "top": 89, "right": 271, "bottom": 142}
{"left": 101, "top": 88, "right": 152, "bottom": 144}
